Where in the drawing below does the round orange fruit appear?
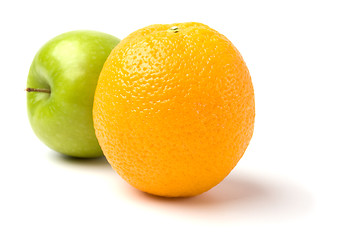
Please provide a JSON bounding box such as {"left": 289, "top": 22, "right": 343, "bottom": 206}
{"left": 93, "top": 22, "right": 255, "bottom": 197}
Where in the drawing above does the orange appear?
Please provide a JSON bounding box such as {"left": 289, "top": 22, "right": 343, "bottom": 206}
{"left": 93, "top": 22, "right": 255, "bottom": 197}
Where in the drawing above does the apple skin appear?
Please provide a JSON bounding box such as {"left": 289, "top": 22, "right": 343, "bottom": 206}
{"left": 27, "top": 30, "right": 120, "bottom": 158}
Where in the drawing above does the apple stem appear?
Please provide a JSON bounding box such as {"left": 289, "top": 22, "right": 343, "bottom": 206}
{"left": 25, "top": 88, "right": 51, "bottom": 94}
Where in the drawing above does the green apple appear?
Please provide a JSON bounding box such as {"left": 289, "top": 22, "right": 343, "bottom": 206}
{"left": 26, "top": 30, "right": 120, "bottom": 158}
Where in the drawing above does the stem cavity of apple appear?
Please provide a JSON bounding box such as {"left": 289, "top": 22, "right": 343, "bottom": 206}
{"left": 25, "top": 88, "right": 51, "bottom": 94}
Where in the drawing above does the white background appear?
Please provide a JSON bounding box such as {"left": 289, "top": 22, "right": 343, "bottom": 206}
{"left": 1, "top": 0, "right": 359, "bottom": 239}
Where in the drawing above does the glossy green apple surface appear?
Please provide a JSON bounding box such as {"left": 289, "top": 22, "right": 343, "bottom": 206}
{"left": 27, "top": 30, "right": 120, "bottom": 158}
